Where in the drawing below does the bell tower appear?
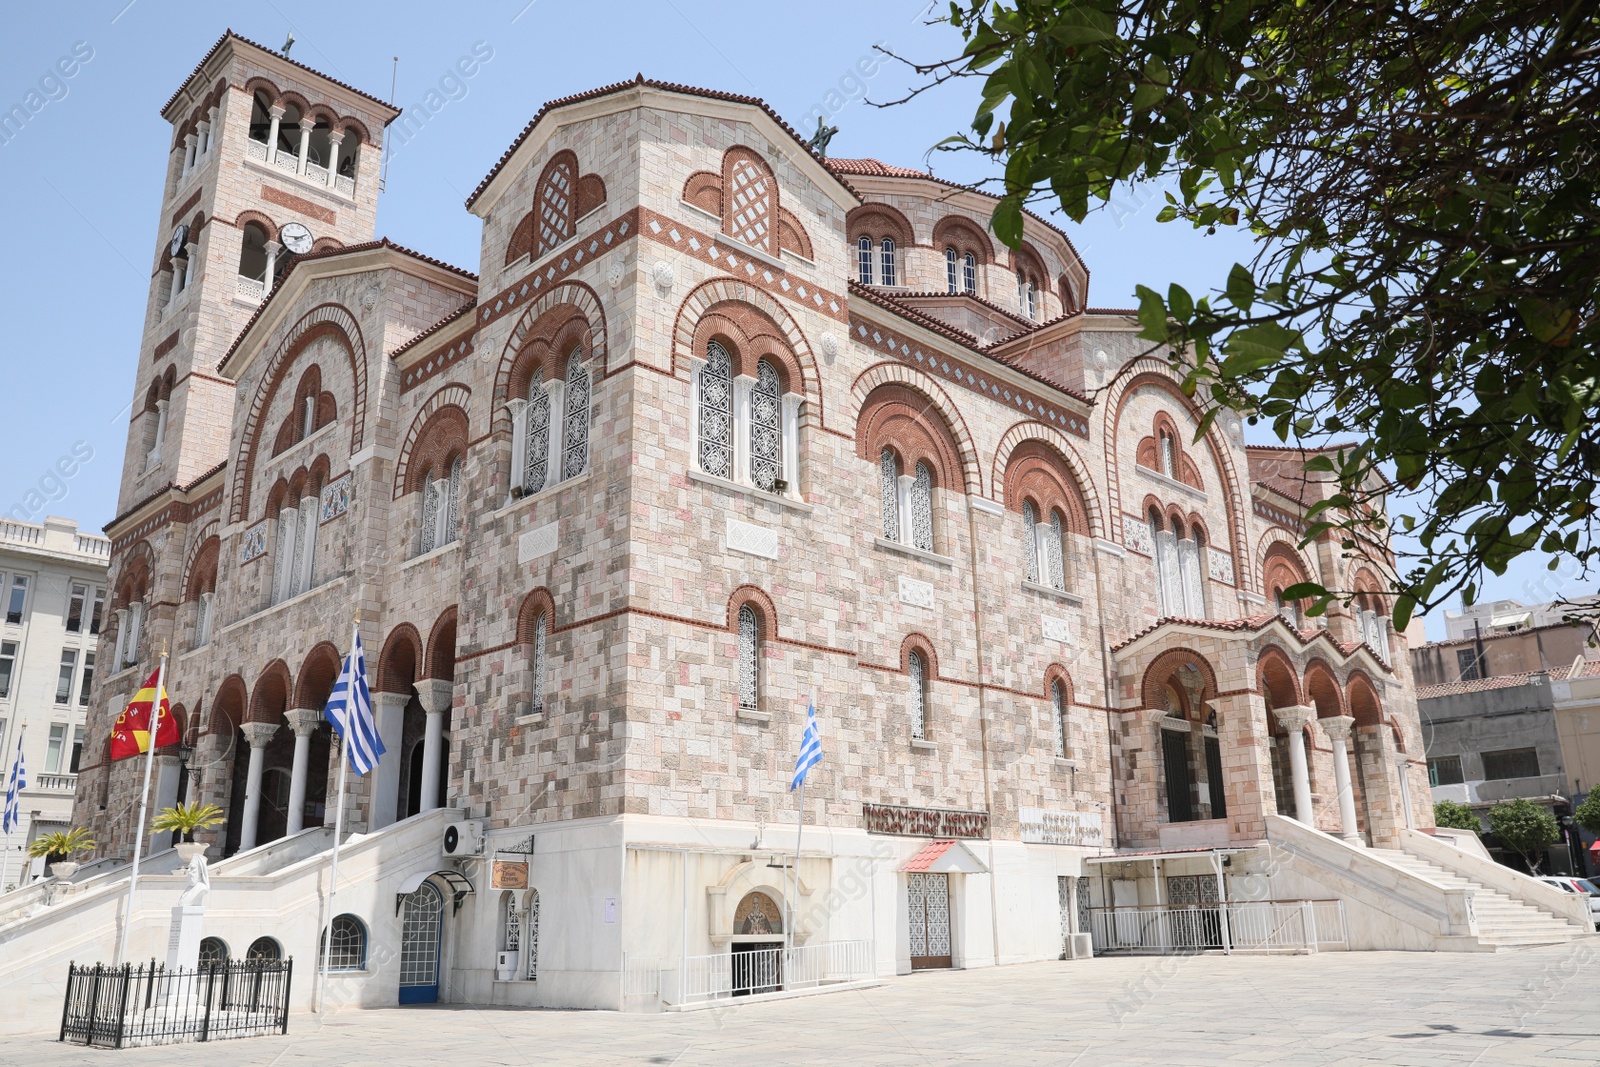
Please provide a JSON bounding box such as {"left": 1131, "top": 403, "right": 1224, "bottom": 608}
{"left": 117, "top": 31, "right": 398, "bottom": 514}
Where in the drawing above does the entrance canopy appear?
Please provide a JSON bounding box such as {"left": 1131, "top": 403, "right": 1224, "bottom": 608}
{"left": 395, "top": 868, "right": 476, "bottom": 914}
{"left": 900, "top": 839, "right": 989, "bottom": 874}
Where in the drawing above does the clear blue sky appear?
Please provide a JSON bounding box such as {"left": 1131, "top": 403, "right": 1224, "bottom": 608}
{"left": 0, "top": 0, "right": 1579, "bottom": 638}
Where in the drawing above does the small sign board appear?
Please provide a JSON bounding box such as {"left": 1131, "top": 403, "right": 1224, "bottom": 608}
{"left": 1019, "top": 807, "right": 1104, "bottom": 847}
{"left": 491, "top": 860, "right": 528, "bottom": 890}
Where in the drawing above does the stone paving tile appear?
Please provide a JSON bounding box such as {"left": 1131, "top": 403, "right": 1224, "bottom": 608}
{"left": 10, "top": 946, "right": 1600, "bottom": 1067}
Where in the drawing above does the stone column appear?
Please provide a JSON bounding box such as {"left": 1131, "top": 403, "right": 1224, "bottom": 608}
{"left": 326, "top": 130, "right": 344, "bottom": 188}
{"left": 183, "top": 132, "right": 197, "bottom": 174}
{"left": 1211, "top": 690, "right": 1280, "bottom": 841}
{"left": 265, "top": 105, "right": 284, "bottom": 164}
{"left": 545, "top": 380, "right": 566, "bottom": 485}
{"left": 182, "top": 241, "right": 198, "bottom": 291}
{"left": 732, "top": 375, "right": 754, "bottom": 484}
{"left": 295, "top": 124, "right": 312, "bottom": 174}
{"left": 1395, "top": 754, "right": 1415, "bottom": 829}
{"left": 370, "top": 693, "right": 409, "bottom": 830}
{"left": 236, "top": 721, "right": 279, "bottom": 852}
{"left": 1141, "top": 707, "right": 1173, "bottom": 835}
{"left": 151, "top": 754, "right": 181, "bottom": 850}
{"left": 506, "top": 398, "right": 528, "bottom": 500}
{"left": 285, "top": 708, "right": 322, "bottom": 835}
{"left": 1322, "top": 716, "right": 1361, "bottom": 844}
{"left": 780, "top": 394, "right": 802, "bottom": 495}
{"left": 263, "top": 240, "right": 280, "bottom": 296}
{"left": 414, "top": 679, "right": 454, "bottom": 812}
{"left": 1276, "top": 705, "right": 1316, "bottom": 826}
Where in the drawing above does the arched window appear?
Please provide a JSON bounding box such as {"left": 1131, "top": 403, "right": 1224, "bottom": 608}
{"left": 1022, "top": 501, "right": 1040, "bottom": 583}
{"left": 737, "top": 604, "right": 760, "bottom": 711}
{"left": 909, "top": 649, "right": 928, "bottom": 740}
{"left": 1183, "top": 525, "right": 1208, "bottom": 618}
{"left": 198, "top": 937, "right": 229, "bottom": 966}
{"left": 529, "top": 611, "right": 547, "bottom": 713}
{"left": 1277, "top": 592, "right": 1301, "bottom": 629}
{"left": 522, "top": 375, "right": 551, "bottom": 496}
{"left": 945, "top": 247, "right": 959, "bottom": 294}
{"left": 963, "top": 253, "right": 977, "bottom": 294}
{"left": 321, "top": 914, "right": 366, "bottom": 972}
{"left": 1052, "top": 679, "right": 1069, "bottom": 758}
{"left": 561, "top": 348, "right": 591, "bottom": 480}
{"left": 420, "top": 469, "right": 442, "bottom": 555}
{"left": 857, "top": 236, "right": 874, "bottom": 284}
{"left": 879, "top": 238, "right": 897, "bottom": 287}
{"left": 1017, "top": 269, "right": 1028, "bottom": 312}
{"left": 525, "top": 889, "right": 541, "bottom": 981}
{"left": 447, "top": 458, "right": 462, "bottom": 544}
{"left": 698, "top": 341, "right": 734, "bottom": 478}
{"left": 750, "top": 360, "right": 782, "bottom": 492}
{"left": 1150, "top": 507, "right": 1177, "bottom": 617}
{"left": 501, "top": 891, "right": 521, "bottom": 952}
{"left": 246, "top": 936, "right": 282, "bottom": 961}
{"left": 1160, "top": 430, "right": 1175, "bottom": 478}
{"left": 1046, "top": 510, "right": 1067, "bottom": 591}
{"left": 910, "top": 462, "right": 934, "bottom": 552}
{"left": 880, "top": 448, "right": 901, "bottom": 542}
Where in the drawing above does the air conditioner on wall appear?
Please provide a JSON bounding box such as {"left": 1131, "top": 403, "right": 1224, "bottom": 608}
{"left": 442, "top": 821, "right": 484, "bottom": 858}
{"left": 1064, "top": 932, "right": 1094, "bottom": 959}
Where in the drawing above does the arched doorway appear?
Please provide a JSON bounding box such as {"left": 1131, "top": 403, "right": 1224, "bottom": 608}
{"left": 398, "top": 881, "right": 444, "bottom": 1004}
{"left": 1258, "top": 648, "right": 1302, "bottom": 820}
{"left": 731, "top": 890, "right": 784, "bottom": 994}
{"left": 1142, "top": 651, "right": 1223, "bottom": 824}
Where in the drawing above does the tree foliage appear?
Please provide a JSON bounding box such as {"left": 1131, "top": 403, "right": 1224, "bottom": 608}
{"left": 1572, "top": 790, "right": 1600, "bottom": 838}
{"left": 1432, "top": 799, "right": 1481, "bottom": 833}
{"left": 1487, "top": 797, "right": 1560, "bottom": 872}
{"left": 152, "top": 802, "right": 225, "bottom": 843}
{"left": 907, "top": 0, "right": 1600, "bottom": 626}
{"left": 26, "top": 826, "right": 95, "bottom": 860}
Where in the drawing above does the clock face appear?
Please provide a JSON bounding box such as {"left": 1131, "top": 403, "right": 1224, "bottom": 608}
{"left": 280, "top": 222, "right": 314, "bottom": 255}
{"left": 168, "top": 224, "right": 189, "bottom": 258}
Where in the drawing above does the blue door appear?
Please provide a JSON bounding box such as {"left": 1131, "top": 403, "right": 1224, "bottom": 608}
{"left": 398, "top": 881, "right": 443, "bottom": 1004}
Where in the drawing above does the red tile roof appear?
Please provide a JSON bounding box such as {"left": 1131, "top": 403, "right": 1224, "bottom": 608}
{"left": 162, "top": 30, "right": 402, "bottom": 120}
{"left": 466, "top": 76, "right": 861, "bottom": 210}
{"left": 901, "top": 840, "right": 957, "bottom": 872}
{"left": 1416, "top": 672, "right": 1540, "bottom": 700}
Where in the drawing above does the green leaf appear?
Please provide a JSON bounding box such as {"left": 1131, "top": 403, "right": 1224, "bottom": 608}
{"left": 1135, "top": 284, "right": 1170, "bottom": 342}
{"left": 992, "top": 197, "right": 1024, "bottom": 248}
{"left": 1168, "top": 283, "right": 1194, "bottom": 323}
{"left": 1225, "top": 263, "right": 1254, "bottom": 311}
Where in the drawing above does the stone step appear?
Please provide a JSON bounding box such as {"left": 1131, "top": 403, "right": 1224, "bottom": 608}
{"left": 1387, "top": 847, "right": 1589, "bottom": 943}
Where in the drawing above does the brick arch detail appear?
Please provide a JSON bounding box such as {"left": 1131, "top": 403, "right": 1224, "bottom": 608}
{"left": 293, "top": 641, "right": 344, "bottom": 710}
{"left": 424, "top": 606, "right": 458, "bottom": 681}
{"left": 182, "top": 534, "right": 221, "bottom": 603}
{"left": 1347, "top": 669, "right": 1384, "bottom": 727}
{"left": 690, "top": 302, "right": 805, "bottom": 398}
{"left": 994, "top": 422, "right": 1102, "bottom": 537}
{"left": 1135, "top": 410, "right": 1205, "bottom": 491}
{"left": 847, "top": 204, "right": 915, "bottom": 248}
{"left": 1303, "top": 658, "right": 1346, "bottom": 718}
{"left": 899, "top": 633, "right": 939, "bottom": 677}
{"left": 720, "top": 146, "right": 778, "bottom": 255}
{"left": 850, "top": 362, "right": 982, "bottom": 496}
{"left": 377, "top": 623, "right": 423, "bottom": 694}
{"left": 113, "top": 539, "right": 156, "bottom": 610}
{"left": 672, "top": 276, "right": 821, "bottom": 413}
{"left": 181, "top": 520, "right": 221, "bottom": 597}
{"left": 229, "top": 303, "right": 368, "bottom": 522}
{"left": 394, "top": 388, "right": 472, "bottom": 497}
{"left": 516, "top": 587, "right": 556, "bottom": 644}
{"left": 726, "top": 585, "right": 779, "bottom": 641}
{"left": 501, "top": 302, "right": 594, "bottom": 407}
{"left": 1349, "top": 565, "right": 1391, "bottom": 614}
{"left": 1255, "top": 644, "right": 1303, "bottom": 709}
{"left": 233, "top": 210, "right": 279, "bottom": 241}
{"left": 248, "top": 659, "right": 293, "bottom": 725}
{"left": 683, "top": 170, "right": 721, "bottom": 215}
{"left": 931, "top": 215, "right": 995, "bottom": 262}
{"left": 1257, "top": 526, "right": 1317, "bottom": 589}
{"left": 1043, "top": 663, "right": 1074, "bottom": 703}
{"left": 1263, "top": 541, "right": 1314, "bottom": 605}
{"left": 1103, "top": 360, "right": 1253, "bottom": 593}
{"left": 493, "top": 281, "right": 608, "bottom": 430}
{"left": 1138, "top": 646, "right": 1219, "bottom": 712}
{"left": 242, "top": 77, "right": 281, "bottom": 106}
{"left": 208, "top": 674, "right": 250, "bottom": 736}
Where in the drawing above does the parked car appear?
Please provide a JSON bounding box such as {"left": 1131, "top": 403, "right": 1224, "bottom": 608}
{"left": 1536, "top": 876, "right": 1600, "bottom": 930}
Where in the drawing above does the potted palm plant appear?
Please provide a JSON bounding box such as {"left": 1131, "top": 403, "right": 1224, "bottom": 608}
{"left": 152, "top": 803, "right": 225, "bottom": 863}
{"left": 27, "top": 827, "right": 95, "bottom": 879}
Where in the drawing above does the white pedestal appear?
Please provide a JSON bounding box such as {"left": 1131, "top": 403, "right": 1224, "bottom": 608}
{"left": 166, "top": 905, "right": 205, "bottom": 971}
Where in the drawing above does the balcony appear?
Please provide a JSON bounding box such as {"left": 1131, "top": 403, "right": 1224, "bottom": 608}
{"left": 236, "top": 274, "right": 264, "bottom": 303}
{"left": 32, "top": 773, "right": 77, "bottom": 794}
{"left": 246, "top": 137, "right": 356, "bottom": 199}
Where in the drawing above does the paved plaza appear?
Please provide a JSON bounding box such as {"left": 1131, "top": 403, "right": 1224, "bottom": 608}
{"left": 13, "top": 946, "right": 1600, "bottom": 1066}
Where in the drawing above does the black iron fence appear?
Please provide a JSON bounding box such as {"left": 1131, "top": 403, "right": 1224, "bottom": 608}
{"left": 59, "top": 958, "right": 292, "bottom": 1048}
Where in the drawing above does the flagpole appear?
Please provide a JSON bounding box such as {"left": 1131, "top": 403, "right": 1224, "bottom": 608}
{"left": 788, "top": 687, "right": 813, "bottom": 954}
{"left": 316, "top": 620, "right": 356, "bottom": 1014}
{"left": 3, "top": 722, "right": 25, "bottom": 890}
{"left": 116, "top": 645, "right": 167, "bottom": 965}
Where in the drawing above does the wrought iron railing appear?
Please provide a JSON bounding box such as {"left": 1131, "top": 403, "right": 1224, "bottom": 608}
{"left": 1088, "top": 900, "right": 1347, "bottom": 955}
{"left": 669, "top": 939, "right": 874, "bottom": 1005}
{"left": 59, "top": 959, "right": 291, "bottom": 1048}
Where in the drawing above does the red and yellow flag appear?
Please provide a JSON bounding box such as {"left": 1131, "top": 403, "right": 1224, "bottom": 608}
{"left": 110, "top": 669, "right": 178, "bottom": 760}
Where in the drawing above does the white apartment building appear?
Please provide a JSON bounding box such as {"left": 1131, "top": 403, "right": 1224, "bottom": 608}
{"left": 0, "top": 517, "right": 110, "bottom": 890}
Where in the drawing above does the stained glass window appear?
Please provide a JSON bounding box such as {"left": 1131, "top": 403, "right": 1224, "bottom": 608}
{"left": 880, "top": 238, "right": 897, "bottom": 287}
{"left": 698, "top": 342, "right": 734, "bottom": 478}
{"left": 1023, "top": 501, "right": 1039, "bottom": 583}
{"left": 530, "top": 611, "right": 547, "bottom": 712}
{"left": 419, "top": 476, "right": 439, "bottom": 555}
{"left": 909, "top": 650, "right": 927, "bottom": 740}
{"left": 523, "top": 377, "right": 550, "bottom": 495}
{"left": 880, "top": 448, "right": 900, "bottom": 541}
{"left": 1048, "top": 510, "right": 1066, "bottom": 591}
{"left": 911, "top": 462, "right": 934, "bottom": 552}
{"left": 561, "top": 348, "right": 590, "bottom": 480}
{"left": 750, "top": 359, "right": 782, "bottom": 492}
{"left": 738, "top": 604, "right": 759, "bottom": 711}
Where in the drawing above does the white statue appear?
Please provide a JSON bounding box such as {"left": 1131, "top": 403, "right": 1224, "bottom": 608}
{"left": 177, "top": 852, "right": 210, "bottom": 907}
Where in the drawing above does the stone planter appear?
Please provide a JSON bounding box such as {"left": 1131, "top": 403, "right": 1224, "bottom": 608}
{"left": 174, "top": 842, "right": 209, "bottom": 864}
{"left": 48, "top": 861, "right": 80, "bottom": 880}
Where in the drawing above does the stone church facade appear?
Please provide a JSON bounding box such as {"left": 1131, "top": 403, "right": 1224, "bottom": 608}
{"left": 51, "top": 33, "right": 1478, "bottom": 1013}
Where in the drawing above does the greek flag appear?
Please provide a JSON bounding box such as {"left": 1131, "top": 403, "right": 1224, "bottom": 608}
{"left": 3, "top": 734, "right": 24, "bottom": 835}
{"left": 790, "top": 697, "right": 822, "bottom": 791}
{"left": 324, "top": 631, "right": 385, "bottom": 775}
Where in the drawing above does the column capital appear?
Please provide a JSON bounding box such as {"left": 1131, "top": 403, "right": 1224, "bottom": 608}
{"left": 1321, "top": 714, "right": 1356, "bottom": 743}
{"left": 414, "top": 678, "right": 454, "bottom": 715}
{"left": 1274, "top": 704, "right": 1315, "bottom": 731}
{"left": 373, "top": 690, "right": 411, "bottom": 712}
{"left": 154, "top": 753, "right": 182, "bottom": 769}
{"left": 1139, "top": 707, "right": 1175, "bottom": 728}
{"left": 285, "top": 707, "right": 323, "bottom": 736}
{"left": 240, "top": 721, "right": 280, "bottom": 749}
{"left": 268, "top": 104, "right": 285, "bottom": 119}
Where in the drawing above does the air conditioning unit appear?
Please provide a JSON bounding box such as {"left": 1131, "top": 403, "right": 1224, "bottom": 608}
{"left": 442, "top": 821, "right": 484, "bottom": 858}
{"left": 1064, "top": 932, "right": 1094, "bottom": 960}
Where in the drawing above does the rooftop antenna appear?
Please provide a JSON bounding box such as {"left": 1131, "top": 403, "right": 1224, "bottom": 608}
{"left": 282, "top": 32, "right": 295, "bottom": 57}
{"left": 379, "top": 56, "right": 398, "bottom": 192}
